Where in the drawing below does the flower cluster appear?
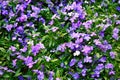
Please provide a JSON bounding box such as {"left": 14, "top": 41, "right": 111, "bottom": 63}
{"left": 0, "top": 0, "right": 120, "bottom": 80}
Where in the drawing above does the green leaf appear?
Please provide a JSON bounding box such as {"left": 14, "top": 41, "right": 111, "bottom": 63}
{"left": 3, "top": 74, "right": 10, "bottom": 78}
{"left": 51, "top": 59, "right": 58, "bottom": 62}
{"left": 0, "top": 47, "right": 6, "bottom": 53}
{"left": 14, "top": 69, "right": 22, "bottom": 77}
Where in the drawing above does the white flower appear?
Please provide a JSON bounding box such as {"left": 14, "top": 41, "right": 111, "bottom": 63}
{"left": 27, "top": 40, "right": 34, "bottom": 46}
{"left": 44, "top": 56, "right": 51, "bottom": 62}
{"left": 73, "top": 51, "right": 80, "bottom": 56}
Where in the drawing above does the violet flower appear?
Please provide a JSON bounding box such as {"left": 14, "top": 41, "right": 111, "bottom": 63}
{"left": 9, "top": 46, "right": 16, "bottom": 52}
{"left": 105, "top": 63, "right": 114, "bottom": 69}
{"left": 56, "top": 78, "right": 61, "bottom": 80}
{"left": 20, "top": 46, "right": 27, "bottom": 52}
{"left": 84, "top": 56, "right": 92, "bottom": 63}
{"left": 57, "top": 43, "right": 66, "bottom": 52}
{"left": 16, "top": 26, "right": 24, "bottom": 34}
{"left": 84, "top": 34, "right": 91, "bottom": 41}
{"left": 24, "top": 56, "right": 37, "bottom": 68}
{"left": 95, "top": 64, "right": 104, "bottom": 71}
{"left": 12, "top": 59, "right": 17, "bottom": 67}
{"left": 109, "top": 51, "right": 116, "bottom": 59}
{"left": 0, "top": 70, "right": 3, "bottom": 76}
{"left": 18, "top": 14, "right": 27, "bottom": 22}
{"left": 91, "top": 70, "right": 100, "bottom": 78}
{"left": 31, "top": 43, "right": 45, "bottom": 56}
{"left": 82, "top": 45, "right": 93, "bottom": 56}
{"left": 31, "top": 5, "right": 40, "bottom": 13}
{"left": 69, "top": 58, "right": 77, "bottom": 67}
{"left": 81, "top": 68, "right": 87, "bottom": 76}
{"left": 99, "top": 56, "right": 106, "bottom": 63}
{"left": 5, "top": 24, "right": 13, "bottom": 32}
{"left": 82, "top": 20, "right": 93, "bottom": 30}
{"left": 37, "top": 71, "right": 44, "bottom": 80}
{"left": 77, "top": 61, "right": 83, "bottom": 68}
{"left": 72, "top": 73, "right": 79, "bottom": 80}
{"left": 116, "top": 6, "right": 120, "bottom": 11}
{"left": 48, "top": 71, "right": 54, "bottom": 80}
{"left": 109, "top": 70, "right": 115, "bottom": 75}
{"left": 18, "top": 75, "right": 24, "bottom": 80}
{"left": 112, "top": 33, "right": 119, "bottom": 40}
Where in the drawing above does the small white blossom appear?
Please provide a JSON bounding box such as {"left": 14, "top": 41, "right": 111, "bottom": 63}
{"left": 73, "top": 51, "right": 80, "bottom": 56}
{"left": 44, "top": 56, "right": 51, "bottom": 62}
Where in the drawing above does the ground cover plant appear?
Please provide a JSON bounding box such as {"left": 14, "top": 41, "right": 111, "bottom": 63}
{"left": 0, "top": 0, "right": 120, "bottom": 80}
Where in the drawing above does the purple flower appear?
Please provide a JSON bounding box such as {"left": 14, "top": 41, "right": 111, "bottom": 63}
{"left": 66, "top": 42, "right": 75, "bottom": 50}
{"left": 81, "top": 68, "right": 87, "bottom": 76}
{"left": 9, "top": 11, "right": 15, "bottom": 18}
{"left": 77, "top": 61, "right": 83, "bottom": 68}
{"left": 91, "top": 0, "right": 95, "bottom": 3}
{"left": 24, "top": 56, "right": 37, "bottom": 68}
{"left": 37, "top": 71, "right": 44, "bottom": 80}
{"left": 83, "top": 20, "right": 93, "bottom": 30}
{"left": 48, "top": 20, "right": 54, "bottom": 25}
{"left": 0, "top": 70, "right": 3, "bottom": 76}
{"left": 31, "top": 5, "right": 40, "bottom": 13}
{"left": 94, "top": 39, "right": 101, "bottom": 45}
{"left": 20, "top": 46, "right": 27, "bottom": 52}
{"left": 75, "top": 38, "right": 83, "bottom": 44}
{"left": 105, "top": 63, "right": 114, "bottom": 69}
{"left": 18, "top": 75, "right": 24, "bottom": 80}
{"left": 69, "top": 58, "right": 77, "bottom": 67}
{"left": 116, "top": 20, "right": 120, "bottom": 24}
{"left": 84, "top": 56, "right": 92, "bottom": 63}
{"left": 95, "top": 64, "right": 104, "bottom": 71}
{"left": 99, "top": 56, "right": 106, "bottom": 63}
{"left": 48, "top": 71, "right": 54, "bottom": 80}
{"left": 9, "top": 46, "right": 16, "bottom": 52}
{"left": 112, "top": 33, "right": 119, "bottom": 40}
{"left": 99, "top": 31, "right": 104, "bottom": 38}
{"left": 39, "top": 17, "right": 45, "bottom": 24}
{"left": 116, "top": 6, "right": 120, "bottom": 11}
{"left": 113, "top": 28, "right": 119, "bottom": 34}
{"left": 82, "top": 45, "right": 93, "bottom": 55}
{"left": 16, "top": 4, "right": 26, "bottom": 12}
{"left": 56, "top": 78, "right": 61, "bottom": 80}
{"left": 110, "top": 51, "right": 116, "bottom": 59}
{"left": 51, "top": 27, "right": 58, "bottom": 32}
{"left": 112, "top": 0, "right": 116, "bottom": 2}
{"left": 18, "top": 14, "right": 27, "bottom": 22}
{"left": 70, "top": 32, "right": 80, "bottom": 38}
{"left": 31, "top": 43, "right": 45, "bottom": 56}
{"left": 6, "top": 24, "right": 13, "bottom": 32}
{"left": 57, "top": 43, "right": 66, "bottom": 52}
{"left": 25, "top": 0, "right": 31, "bottom": 4}
{"left": 60, "top": 63, "right": 64, "bottom": 67}
{"left": 30, "top": 12, "right": 38, "bottom": 18}
{"left": 72, "top": 73, "right": 79, "bottom": 80}
{"left": 112, "top": 28, "right": 119, "bottom": 40}
{"left": 12, "top": 59, "right": 17, "bottom": 67}
{"left": 2, "top": 10, "right": 8, "bottom": 15}
{"left": 109, "top": 70, "right": 115, "bottom": 75}
{"left": 98, "top": 40, "right": 112, "bottom": 52}
{"left": 84, "top": 34, "right": 91, "bottom": 41}
{"left": 16, "top": 26, "right": 24, "bottom": 34}
{"left": 27, "top": 76, "right": 32, "bottom": 80}
{"left": 7, "top": 69, "right": 15, "bottom": 73}
{"left": 91, "top": 70, "right": 100, "bottom": 78}
{"left": 71, "top": 21, "right": 81, "bottom": 30}
{"left": 17, "top": 55, "right": 25, "bottom": 60}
